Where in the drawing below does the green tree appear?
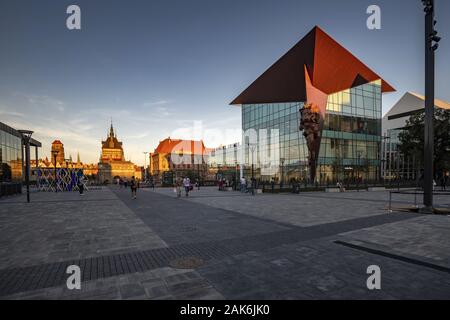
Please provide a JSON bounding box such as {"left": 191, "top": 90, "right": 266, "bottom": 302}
{"left": 398, "top": 108, "right": 450, "bottom": 176}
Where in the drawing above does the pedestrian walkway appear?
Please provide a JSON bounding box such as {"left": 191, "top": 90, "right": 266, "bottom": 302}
{"left": 1, "top": 186, "right": 449, "bottom": 299}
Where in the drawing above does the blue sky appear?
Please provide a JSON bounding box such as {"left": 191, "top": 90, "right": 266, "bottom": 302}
{"left": 0, "top": 0, "right": 449, "bottom": 165}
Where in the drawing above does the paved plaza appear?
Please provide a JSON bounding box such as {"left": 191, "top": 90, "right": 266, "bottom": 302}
{"left": 0, "top": 186, "right": 449, "bottom": 299}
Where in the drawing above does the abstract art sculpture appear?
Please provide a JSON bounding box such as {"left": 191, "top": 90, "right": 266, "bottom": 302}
{"left": 299, "top": 103, "right": 323, "bottom": 182}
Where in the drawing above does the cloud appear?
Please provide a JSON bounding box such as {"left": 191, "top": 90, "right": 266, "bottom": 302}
{"left": 142, "top": 100, "right": 171, "bottom": 107}
{"left": 13, "top": 92, "right": 66, "bottom": 112}
{"left": 123, "top": 132, "right": 150, "bottom": 139}
{"left": 0, "top": 110, "right": 25, "bottom": 117}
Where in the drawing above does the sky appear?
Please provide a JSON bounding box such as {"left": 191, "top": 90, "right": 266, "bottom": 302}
{"left": 0, "top": 0, "right": 449, "bottom": 165}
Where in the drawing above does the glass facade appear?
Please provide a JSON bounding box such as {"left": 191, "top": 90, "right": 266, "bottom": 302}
{"left": 207, "top": 144, "right": 241, "bottom": 181}
{"left": 242, "top": 80, "right": 383, "bottom": 184}
{"left": 0, "top": 127, "right": 23, "bottom": 182}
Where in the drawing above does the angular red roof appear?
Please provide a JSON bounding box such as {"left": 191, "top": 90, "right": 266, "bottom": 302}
{"left": 230, "top": 26, "right": 395, "bottom": 105}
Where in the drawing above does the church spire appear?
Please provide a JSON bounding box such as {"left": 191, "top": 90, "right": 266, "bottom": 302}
{"left": 109, "top": 118, "right": 115, "bottom": 138}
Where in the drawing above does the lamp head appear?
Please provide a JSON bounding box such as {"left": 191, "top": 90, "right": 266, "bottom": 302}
{"left": 18, "top": 130, "right": 34, "bottom": 142}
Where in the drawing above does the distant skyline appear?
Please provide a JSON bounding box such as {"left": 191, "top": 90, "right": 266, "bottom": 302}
{"left": 1, "top": 0, "right": 449, "bottom": 165}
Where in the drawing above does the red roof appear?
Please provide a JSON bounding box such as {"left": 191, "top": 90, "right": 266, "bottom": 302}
{"left": 52, "top": 140, "right": 63, "bottom": 145}
{"left": 231, "top": 26, "right": 395, "bottom": 105}
{"left": 154, "top": 138, "right": 207, "bottom": 155}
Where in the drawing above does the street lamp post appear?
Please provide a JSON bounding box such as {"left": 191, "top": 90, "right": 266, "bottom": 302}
{"left": 234, "top": 144, "right": 238, "bottom": 191}
{"left": 356, "top": 151, "right": 362, "bottom": 192}
{"left": 280, "top": 158, "right": 285, "bottom": 190}
{"left": 234, "top": 159, "right": 238, "bottom": 191}
{"left": 18, "top": 130, "right": 33, "bottom": 203}
{"left": 247, "top": 142, "right": 256, "bottom": 195}
{"left": 143, "top": 152, "right": 148, "bottom": 182}
{"left": 51, "top": 150, "right": 59, "bottom": 193}
{"left": 422, "top": 0, "right": 440, "bottom": 211}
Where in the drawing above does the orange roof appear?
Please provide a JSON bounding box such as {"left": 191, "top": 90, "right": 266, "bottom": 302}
{"left": 231, "top": 26, "right": 395, "bottom": 105}
{"left": 154, "top": 138, "right": 207, "bottom": 155}
{"left": 52, "top": 140, "right": 63, "bottom": 145}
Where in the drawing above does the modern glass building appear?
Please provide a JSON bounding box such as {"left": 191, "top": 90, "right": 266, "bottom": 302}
{"left": 207, "top": 143, "right": 241, "bottom": 181}
{"left": 0, "top": 122, "right": 24, "bottom": 182}
{"left": 0, "top": 121, "right": 41, "bottom": 183}
{"left": 232, "top": 26, "right": 394, "bottom": 185}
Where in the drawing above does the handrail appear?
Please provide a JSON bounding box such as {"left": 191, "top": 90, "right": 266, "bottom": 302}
{"left": 388, "top": 189, "right": 450, "bottom": 212}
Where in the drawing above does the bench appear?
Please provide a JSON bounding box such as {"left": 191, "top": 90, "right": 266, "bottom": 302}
{"left": 368, "top": 187, "right": 386, "bottom": 192}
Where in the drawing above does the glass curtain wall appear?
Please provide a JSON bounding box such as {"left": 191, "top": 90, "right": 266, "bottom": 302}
{"left": 0, "top": 129, "right": 23, "bottom": 182}
{"left": 241, "top": 80, "right": 382, "bottom": 185}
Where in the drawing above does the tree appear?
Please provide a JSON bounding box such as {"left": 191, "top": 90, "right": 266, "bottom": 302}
{"left": 398, "top": 108, "right": 450, "bottom": 176}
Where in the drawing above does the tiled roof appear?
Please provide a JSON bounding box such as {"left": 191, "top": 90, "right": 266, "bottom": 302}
{"left": 154, "top": 138, "right": 207, "bottom": 155}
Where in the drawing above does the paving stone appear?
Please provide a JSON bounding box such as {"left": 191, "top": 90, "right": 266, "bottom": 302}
{"left": 119, "top": 283, "right": 146, "bottom": 300}
{"left": 2, "top": 186, "right": 450, "bottom": 299}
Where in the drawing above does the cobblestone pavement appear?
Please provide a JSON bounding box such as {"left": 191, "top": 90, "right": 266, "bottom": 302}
{"left": 148, "top": 187, "right": 449, "bottom": 227}
{"left": 1, "top": 186, "right": 449, "bottom": 299}
{"left": 0, "top": 188, "right": 167, "bottom": 270}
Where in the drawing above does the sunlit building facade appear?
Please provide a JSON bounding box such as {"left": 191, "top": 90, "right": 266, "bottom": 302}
{"left": 150, "top": 137, "right": 209, "bottom": 184}
{"left": 98, "top": 123, "right": 142, "bottom": 182}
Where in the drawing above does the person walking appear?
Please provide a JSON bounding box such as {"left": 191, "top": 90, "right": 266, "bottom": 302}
{"left": 240, "top": 177, "right": 246, "bottom": 193}
{"left": 251, "top": 177, "right": 256, "bottom": 196}
{"left": 183, "top": 177, "right": 191, "bottom": 197}
{"left": 130, "top": 176, "right": 138, "bottom": 199}
{"left": 441, "top": 176, "right": 446, "bottom": 191}
{"left": 271, "top": 177, "right": 275, "bottom": 193}
{"left": 175, "top": 177, "right": 182, "bottom": 198}
{"left": 77, "top": 177, "right": 85, "bottom": 196}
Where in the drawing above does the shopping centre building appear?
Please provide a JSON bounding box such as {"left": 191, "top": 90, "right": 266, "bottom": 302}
{"left": 230, "top": 26, "right": 395, "bottom": 185}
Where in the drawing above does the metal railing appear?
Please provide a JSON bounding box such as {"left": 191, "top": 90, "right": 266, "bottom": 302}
{"left": 388, "top": 189, "right": 450, "bottom": 213}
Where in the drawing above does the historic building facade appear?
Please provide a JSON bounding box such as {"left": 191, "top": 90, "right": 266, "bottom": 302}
{"left": 98, "top": 124, "right": 142, "bottom": 183}
{"left": 50, "top": 140, "right": 65, "bottom": 164}
{"left": 150, "top": 137, "right": 209, "bottom": 184}
{"left": 31, "top": 139, "right": 98, "bottom": 179}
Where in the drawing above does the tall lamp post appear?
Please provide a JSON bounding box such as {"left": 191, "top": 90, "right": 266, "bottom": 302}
{"left": 247, "top": 141, "right": 257, "bottom": 195}
{"left": 234, "top": 159, "right": 238, "bottom": 191}
{"left": 356, "top": 151, "right": 362, "bottom": 192}
{"left": 280, "top": 158, "right": 285, "bottom": 189}
{"left": 51, "top": 150, "right": 59, "bottom": 193}
{"left": 234, "top": 143, "right": 238, "bottom": 191}
{"left": 143, "top": 152, "right": 148, "bottom": 182}
{"left": 18, "top": 130, "right": 33, "bottom": 203}
{"left": 422, "top": 0, "right": 440, "bottom": 211}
